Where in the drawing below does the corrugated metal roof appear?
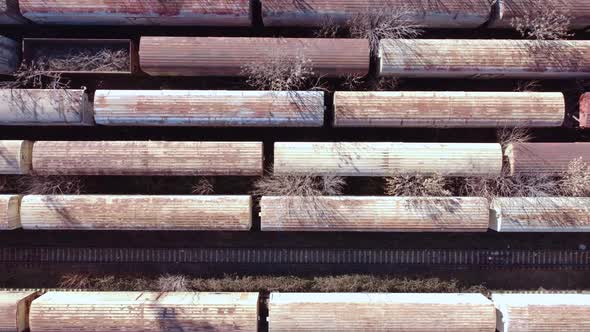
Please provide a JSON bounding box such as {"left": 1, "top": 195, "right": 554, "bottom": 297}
{"left": 379, "top": 39, "right": 590, "bottom": 79}
{"left": 505, "top": 142, "right": 590, "bottom": 175}
{"left": 262, "top": 0, "right": 493, "bottom": 27}
{"left": 94, "top": 90, "right": 324, "bottom": 127}
{"left": 19, "top": 0, "right": 251, "bottom": 26}
{"left": 140, "top": 37, "right": 370, "bottom": 77}
{"left": 333, "top": 91, "right": 565, "bottom": 128}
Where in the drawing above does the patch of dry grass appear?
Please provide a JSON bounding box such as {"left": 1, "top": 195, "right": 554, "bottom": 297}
{"left": 191, "top": 177, "right": 215, "bottom": 195}
{"left": 241, "top": 50, "right": 315, "bottom": 91}
{"left": 57, "top": 273, "right": 488, "bottom": 294}
{"left": 385, "top": 173, "right": 451, "bottom": 197}
{"left": 18, "top": 176, "right": 84, "bottom": 195}
{"left": 511, "top": 0, "right": 572, "bottom": 40}
{"left": 157, "top": 274, "right": 188, "bottom": 292}
{"left": 347, "top": 5, "right": 422, "bottom": 54}
{"left": 252, "top": 172, "right": 345, "bottom": 197}
{"left": 560, "top": 157, "right": 590, "bottom": 196}
{"left": 32, "top": 48, "right": 130, "bottom": 72}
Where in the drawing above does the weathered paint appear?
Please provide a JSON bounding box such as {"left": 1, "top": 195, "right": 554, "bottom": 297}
{"left": 0, "top": 194, "right": 21, "bottom": 230}
{"left": 0, "top": 36, "right": 18, "bottom": 75}
{"left": 379, "top": 39, "right": 590, "bottom": 79}
{"left": 139, "top": 37, "right": 370, "bottom": 77}
{"left": 262, "top": 0, "right": 493, "bottom": 27}
{"left": 492, "top": 0, "right": 590, "bottom": 29}
{"left": 274, "top": 142, "right": 503, "bottom": 177}
{"left": 0, "top": 291, "right": 39, "bottom": 332}
{"left": 21, "top": 195, "right": 252, "bottom": 231}
{"left": 0, "top": 1, "right": 28, "bottom": 24}
{"left": 505, "top": 142, "right": 590, "bottom": 175}
{"left": 19, "top": 0, "right": 251, "bottom": 26}
{"left": 0, "top": 140, "right": 33, "bottom": 175}
{"left": 260, "top": 196, "right": 490, "bottom": 232}
{"left": 491, "top": 197, "right": 590, "bottom": 232}
{"left": 493, "top": 294, "right": 590, "bottom": 332}
{"left": 94, "top": 90, "right": 324, "bottom": 127}
{"left": 32, "top": 141, "right": 263, "bottom": 176}
{"left": 30, "top": 292, "right": 259, "bottom": 331}
{"left": 580, "top": 92, "right": 590, "bottom": 128}
{"left": 334, "top": 91, "right": 565, "bottom": 127}
{"left": 269, "top": 293, "right": 496, "bottom": 331}
{"left": 0, "top": 89, "right": 94, "bottom": 125}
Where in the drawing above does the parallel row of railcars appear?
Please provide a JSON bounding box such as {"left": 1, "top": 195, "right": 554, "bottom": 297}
{"left": 1, "top": 290, "right": 590, "bottom": 332}
{"left": 1, "top": 193, "right": 589, "bottom": 232}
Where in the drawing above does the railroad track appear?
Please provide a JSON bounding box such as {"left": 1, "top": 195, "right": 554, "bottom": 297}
{"left": 0, "top": 247, "right": 588, "bottom": 269}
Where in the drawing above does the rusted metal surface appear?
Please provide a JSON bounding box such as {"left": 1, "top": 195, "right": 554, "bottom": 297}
{"left": 505, "top": 142, "right": 590, "bottom": 175}
{"left": 94, "top": 90, "right": 324, "bottom": 127}
{"left": 269, "top": 293, "right": 496, "bottom": 332}
{"left": 0, "top": 0, "right": 27, "bottom": 24}
{"left": 21, "top": 195, "right": 252, "bottom": 231}
{"left": 273, "top": 142, "right": 503, "bottom": 177}
{"left": 19, "top": 0, "right": 251, "bottom": 26}
{"left": 379, "top": 39, "right": 590, "bottom": 79}
{"left": 30, "top": 292, "right": 259, "bottom": 331}
{"left": 0, "top": 36, "right": 18, "bottom": 75}
{"left": 32, "top": 141, "right": 263, "bottom": 176}
{"left": 139, "top": 37, "right": 370, "bottom": 77}
{"left": 491, "top": 197, "right": 590, "bottom": 232}
{"left": 0, "top": 291, "right": 39, "bottom": 332}
{"left": 260, "top": 196, "right": 490, "bottom": 232}
{"left": 492, "top": 0, "right": 590, "bottom": 29}
{"left": 0, "top": 195, "right": 20, "bottom": 230}
{"left": 262, "top": 0, "right": 493, "bottom": 27}
{"left": 0, "top": 89, "right": 93, "bottom": 125}
{"left": 23, "top": 38, "right": 137, "bottom": 74}
{"left": 0, "top": 140, "right": 32, "bottom": 175}
{"left": 334, "top": 91, "right": 565, "bottom": 128}
{"left": 493, "top": 294, "right": 590, "bottom": 332}
{"left": 580, "top": 93, "right": 590, "bottom": 128}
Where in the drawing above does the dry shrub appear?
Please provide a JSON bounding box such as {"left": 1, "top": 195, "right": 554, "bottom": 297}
{"left": 157, "top": 274, "right": 188, "bottom": 292}
{"left": 32, "top": 48, "right": 129, "bottom": 72}
{"left": 59, "top": 273, "right": 91, "bottom": 289}
{"left": 462, "top": 172, "right": 561, "bottom": 200}
{"left": 191, "top": 177, "right": 215, "bottom": 195}
{"left": 242, "top": 50, "right": 315, "bottom": 91}
{"left": 497, "top": 127, "right": 532, "bottom": 150}
{"left": 252, "top": 173, "right": 345, "bottom": 197}
{"left": 0, "top": 62, "right": 69, "bottom": 90}
{"left": 347, "top": 5, "right": 422, "bottom": 54}
{"left": 560, "top": 157, "right": 590, "bottom": 196}
{"left": 55, "top": 274, "right": 487, "bottom": 294}
{"left": 385, "top": 173, "right": 451, "bottom": 197}
{"left": 515, "top": 80, "right": 541, "bottom": 92}
{"left": 18, "top": 176, "right": 83, "bottom": 195}
{"left": 511, "top": 0, "right": 572, "bottom": 40}
{"left": 340, "top": 75, "right": 400, "bottom": 91}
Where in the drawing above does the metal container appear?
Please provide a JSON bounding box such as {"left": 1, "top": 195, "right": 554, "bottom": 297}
{"left": 140, "top": 37, "right": 370, "bottom": 77}
{"left": 274, "top": 142, "right": 503, "bottom": 177}
{"left": 23, "top": 38, "right": 137, "bottom": 74}
{"left": 505, "top": 142, "right": 590, "bottom": 175}
{"left": 0, "top": 291, "right": 40, "bottom": 332}
{"left": 19, "top": 0, "right": 251, "bottom": 26}
{"left": 32, "top": 141, "right": 263, "bottom": 176}
{"left": 334, "top": 91, "right": 565, "bottom": 128}
{"left": 269, "top": 293, "right": 496, "bottom": 332}
{"left": 94, "top": 90, "right": 324, "bottom": 127}
{"left": 0, "top": 36, "right": 19, "bottom": 75}
{"left": 30, "top": 292, "right": 259, "bottom": 332}
{"left": 379, "top": 39, "right": 590, "bottom": 79}
{"left": 0, "top": 140, "right": 32, "bottom": 174}
{"left": 21, "top": 195, "right": 252, "bottom": 231}
{"left": 261, "top": 196, "right": 490, "bottom": 232}
{"left": 262, "top": 0, "right": 492, "bottom": 28}
{"left": 0, "top": 0, "right": 27, "bottom": 24}
{"left": 0, "top": 194, "right": 20, "bottom": 230}
{"left": 0, "top": 88, "right": 93, "bottom": 125}
{"left": 492, "top": 0, "right": 590, "bottom": 29}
